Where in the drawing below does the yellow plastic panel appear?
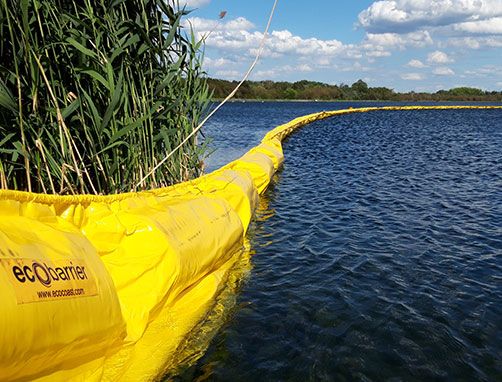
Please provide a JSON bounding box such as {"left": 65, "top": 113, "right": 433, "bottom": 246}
{"left": 0, "top": 202, "right": 125, "bottom": 381}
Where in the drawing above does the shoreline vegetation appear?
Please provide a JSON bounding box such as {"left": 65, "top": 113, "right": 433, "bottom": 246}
{"left": 0, "top": 1, "right": 209, "bottom": 195}
{"left": 208, "top": 78, "right": 502, "bottom": 102}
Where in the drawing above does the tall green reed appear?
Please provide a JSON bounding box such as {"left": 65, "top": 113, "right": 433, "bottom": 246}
{"left": 0, "top": 0, "right": 210, "bottom": 194}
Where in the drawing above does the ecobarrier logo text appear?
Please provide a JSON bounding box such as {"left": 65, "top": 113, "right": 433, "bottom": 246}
{"left": 0, "top": 250, "right": 98, "bottom": 304}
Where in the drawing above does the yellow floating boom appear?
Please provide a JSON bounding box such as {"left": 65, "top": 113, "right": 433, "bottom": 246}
{"left": 0, "top": 105, "right": 500, "bottom": 381}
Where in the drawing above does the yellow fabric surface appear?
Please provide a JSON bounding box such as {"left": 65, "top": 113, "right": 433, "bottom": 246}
{"left": 0, "top": 105, "right": 500, "bottom": 381}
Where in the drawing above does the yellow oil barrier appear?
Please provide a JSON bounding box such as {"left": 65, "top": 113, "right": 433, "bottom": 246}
{"left": 0, "top": 105, "right": 500, "bottom": 381}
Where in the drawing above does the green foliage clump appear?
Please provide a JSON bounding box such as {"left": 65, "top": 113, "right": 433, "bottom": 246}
{"left": 208, "top": 78, "right": 502, "bottom": 102}
{"left": 0, "top": 0, "right": 210, "bottom": 194}
{"left": 438, "top": 87, "right": 485, "bottom": 97}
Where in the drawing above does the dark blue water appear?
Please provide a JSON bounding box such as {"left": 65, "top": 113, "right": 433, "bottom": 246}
{"left": 188, "top": 102, "right": 502, "bottom": 381}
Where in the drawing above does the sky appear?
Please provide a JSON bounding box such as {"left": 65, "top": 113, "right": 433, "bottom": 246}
{"left": 181, "top": 0, "right": 502, "bottom": 92}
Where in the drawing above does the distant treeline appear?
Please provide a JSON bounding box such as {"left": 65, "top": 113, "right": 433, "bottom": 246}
{"left": 207, "top": 78, "right": 502, "bottom": 102}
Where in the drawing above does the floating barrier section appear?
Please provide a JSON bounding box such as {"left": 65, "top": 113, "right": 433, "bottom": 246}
{"left": 0, "top": 106, "right": 500, "bottom": 381}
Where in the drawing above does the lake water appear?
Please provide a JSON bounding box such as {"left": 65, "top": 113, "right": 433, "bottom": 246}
{"left": 182, "top": 102, "right": 502, "bottom": 381}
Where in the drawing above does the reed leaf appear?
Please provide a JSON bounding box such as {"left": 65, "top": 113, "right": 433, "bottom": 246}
{"left": 0, "top": 0, "right": 210, "bottom": 194}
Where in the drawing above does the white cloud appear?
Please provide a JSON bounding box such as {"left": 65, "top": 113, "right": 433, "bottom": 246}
{"left": 454, "top": 17, "right": 502, "bottom": 34}
{"left": 446, "top": 36, "right": 502, "bottom": 48}
{"left": 358, "top": 1, "right": 409, "bottom": 32}
{"left": 446, "top": 37, "right": 481, "bottom": 49}
{"left": 427, "top": 50, "right": 453, "bottom": 64}
{"left": 318, "top": 58, "right": 332, "bottom": 66}
{"left": 364, "top": 30, "right": 433, "bottom": 48}
{"left": 464, "top": 65, "right": 502, "bottom": 77}
{"left": 253, "top": 69, "right": 278, "bottom": 80}
{"left": 266, "top": 30, "right": 344, "bottom": 56}
{"left": 189, "top": 5, "right": 500, "bottom": 88}
{"left": 344, "top": 49, "right": 364, "bottom": 59}
{"left": 401, "top": 73, "right": 425, "bottom": 80}
{"left": 359, "top": 30, "right": 432, "bottom": 58}
{"left": 189, "top": 17, "right": 347, "bottom": 59}
{"left": 191, "top": 14, "right": 439, "bottom": 73}
{"left": 366, "top": 49, "right": 392, "bottom": 57}
{"left": 433, "top": 67, "right": 455, "bottom": 75}
{"left": 358, "top": 0, "right": 502, "bottom": 34}
{"left": 296, "top": 64, "right": 313, "bottom": 72}
{"left": 364, "top": 32, "right": 407, "bottom": 46}
{"left": 204, "top": 57, "right": 237, "bottom": 69}
{"left": 407, "top": 59, "right": 426, "bottom": 68}
{"left": 496, "top": 81, "right": 502, "bottom": 87}
{"left": 206, "top": 30, "right": 261, "bottom": 52}
{"left": 356, "top": 1, "right": 502, "bottom": 55}
{"left": 226, "top": 17, "right": 255, "bottom": 31}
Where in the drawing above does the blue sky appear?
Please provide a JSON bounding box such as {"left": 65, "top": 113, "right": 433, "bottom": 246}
{"left": 183, "top": 0, "right": 502, "bottom": 92}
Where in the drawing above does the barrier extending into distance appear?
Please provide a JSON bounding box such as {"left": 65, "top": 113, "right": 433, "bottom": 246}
{"left": 0, "top": 105, "right": 500, "bottom": 381}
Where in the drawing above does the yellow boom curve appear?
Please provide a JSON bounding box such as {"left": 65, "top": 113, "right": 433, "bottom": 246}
{"left": 0, "top": 105, "right": 500, "bottom": 381}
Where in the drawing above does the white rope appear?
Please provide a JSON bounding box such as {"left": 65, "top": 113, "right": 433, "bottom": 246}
{"left": 135, "top": 0, "right": 279, "bottom": 189}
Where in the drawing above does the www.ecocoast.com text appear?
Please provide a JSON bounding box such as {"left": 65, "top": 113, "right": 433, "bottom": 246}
{"left": 0, "top": 249, "right": 98, "bottom": 304}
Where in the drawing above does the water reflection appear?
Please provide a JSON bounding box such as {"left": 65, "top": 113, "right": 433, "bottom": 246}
{"left": 161, "top": 243, "right": 254, "bottom": 380}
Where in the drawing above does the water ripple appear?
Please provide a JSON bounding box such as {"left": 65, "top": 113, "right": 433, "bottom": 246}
{"left": 181, "top": 104, "right": 502, "bottom": 381}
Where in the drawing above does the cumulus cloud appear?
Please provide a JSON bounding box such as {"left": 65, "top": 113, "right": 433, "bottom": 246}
{"left": 364, "top": 30, "right": 433, "bottom": 48}
{"left": 189, "top": 17, "right": 348, "bottom": 59}
{"left": 190, "top": 13, "right": 440, "bottom": 70}
{"left": 225, "top": 17, "right": 256, "bottom": 31}
{"left": 446, "top": 35, "right": 502, "bottom": 48}
{"left": 407, "top": 59, "right": 426, "bottom": 68}
{"left": 366, "top": 49, "right": 392, "bottom": 57}
{"left": 453, "top": 17, "right": 502, "bottom": 34}
{"left": 266, "top": 30, "right": 344, "bottom": 56}
{"left": 358, "top": 0, "right": 502, "bottom": 34}
{"left": 433, "top": 67, "right": 455, "bottom": 75}
{"left": 204, "top": 57, "right": 237, "bottom": 69}
{"left": 356, "top": 1, "right": 502, "bottom": 52}
{"left": 427, "top": 50, "right": 453, "bottom": 64}
{"left": 187, "top": 5, "right": 500, "bottom": 88}
{"left": 360, "top": 30, "right": 432, "bottom": 57}
{"left": 401, "top": 72, "right": 425, "bottom": 80}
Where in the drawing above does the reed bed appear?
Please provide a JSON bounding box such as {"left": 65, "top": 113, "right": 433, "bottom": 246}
{"left": 0, "top": 0, "right": 210, "bottom": 194}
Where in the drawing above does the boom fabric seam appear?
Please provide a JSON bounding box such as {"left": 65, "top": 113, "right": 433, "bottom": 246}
{"left": 0, "top": 105, "right": 500, "bottom": 381}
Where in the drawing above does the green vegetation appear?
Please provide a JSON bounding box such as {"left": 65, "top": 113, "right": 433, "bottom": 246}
{"left": 208, "top": 78, "right": 502, "bottom": 102}
{"left": 0, "top": 0, "right": 209, "bottom": 194}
